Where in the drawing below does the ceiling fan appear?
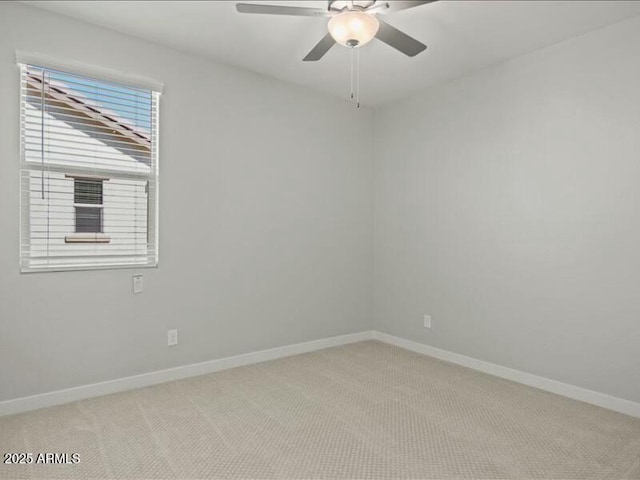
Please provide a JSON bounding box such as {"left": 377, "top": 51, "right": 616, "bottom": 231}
{"left": 235, "top": 1, "right": 436, "bottom": 61}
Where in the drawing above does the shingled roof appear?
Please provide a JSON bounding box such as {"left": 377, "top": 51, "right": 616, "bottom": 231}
{"left": 25, "top": 73, "right": 151, "bottom": 157}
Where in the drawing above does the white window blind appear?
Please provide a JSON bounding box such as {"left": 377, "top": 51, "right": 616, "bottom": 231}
{"left": 20, "top": 63, "right": 160, "bottom": 272}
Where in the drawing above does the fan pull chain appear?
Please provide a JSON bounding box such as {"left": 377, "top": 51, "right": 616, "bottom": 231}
{"left": 350, "top": 47, "right": 355, "bottom": 101}
{"left": 355, "top": 46, "right": 360, "bottom": 108}
{"left": 348, "top": 47, "right": 361, "bottom": 108}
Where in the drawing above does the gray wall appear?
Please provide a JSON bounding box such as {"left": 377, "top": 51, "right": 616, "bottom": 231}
{"left": 0, "top": 2, "right": 373, "bottom": 402}
{"left": 373, "top": 15, "right": 640, "bottom": 403}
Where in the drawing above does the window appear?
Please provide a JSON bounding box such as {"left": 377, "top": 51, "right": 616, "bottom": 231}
{"left": 69, "top": 178, "right": 106, "bottom": 239}
{"left": 19, "top": 63, "right": 160, "bottom": 272}
{"left": 74, "top": 179, "right": 103, "bottom": 233}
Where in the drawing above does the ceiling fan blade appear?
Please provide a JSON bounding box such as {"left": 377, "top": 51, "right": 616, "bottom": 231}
{"left": 236, "top": 3, "right": 331, "bottom": 17}
{"left": 303, "top": 33, "right": 336, "bottom": 62}
{"left": 375, "top": 19, "right": 426, "bottom": 57}
{"left": 379, "top": 1, "right": 437, "bottom": 14}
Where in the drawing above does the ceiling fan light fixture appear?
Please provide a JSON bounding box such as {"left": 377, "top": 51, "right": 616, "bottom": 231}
{"left": 328, "top": 10, "right": 379, "bottom": 48}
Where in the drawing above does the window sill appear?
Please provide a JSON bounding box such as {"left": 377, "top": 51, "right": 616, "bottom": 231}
{"left": 65, "top": 234, "right": 111, "bottom": 244}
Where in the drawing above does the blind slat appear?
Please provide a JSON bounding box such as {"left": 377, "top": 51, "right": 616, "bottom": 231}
{"left": 24, "top": 92, "right": 154, "bottom": 118}
{"left": 22, "top": 105, "right": 158, "bottom": 127}
{"left": 23, "top": 98, "right": 155, "bottom": 131}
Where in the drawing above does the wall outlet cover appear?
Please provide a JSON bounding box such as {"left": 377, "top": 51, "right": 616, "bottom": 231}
{"left": 423, "top": 315, "right": 432, "bottom": 329}
{"left": 167, "top": 329, "right": 178, "bottom": 346}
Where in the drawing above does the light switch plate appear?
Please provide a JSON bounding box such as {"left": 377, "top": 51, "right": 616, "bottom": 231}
{"left": 167, "top": 329, "right": 178, "bottom": 347}
{"left": 133, "top": 274, "right": 143, "bottom": 294}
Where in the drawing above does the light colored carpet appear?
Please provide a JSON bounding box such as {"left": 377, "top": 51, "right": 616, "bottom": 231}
{"left": 1, "top": 340, "right": 639, "bottom": 479}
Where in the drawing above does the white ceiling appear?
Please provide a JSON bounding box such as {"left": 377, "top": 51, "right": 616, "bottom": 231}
{"left": 23, "top": 1, "right": 640, "bottom": 106}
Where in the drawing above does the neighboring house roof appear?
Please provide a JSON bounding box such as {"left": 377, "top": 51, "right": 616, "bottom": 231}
{"left": 25, "top": 73, "right": 151, "bottom": 162}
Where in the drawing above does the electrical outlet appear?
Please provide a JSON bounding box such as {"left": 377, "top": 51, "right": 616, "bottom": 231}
{"left": 423, "top": 315, "right": 432, "bottom": 329}
{"left": 167, "top": 329, "right": 178, "bottom": 346}
{"left": 133, "top": 274, "right": 144, "bottom": 294}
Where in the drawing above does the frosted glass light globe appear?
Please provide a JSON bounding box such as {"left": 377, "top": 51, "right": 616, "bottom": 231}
{"left": 328, "top": 10, "right": 379, "bottom": 48}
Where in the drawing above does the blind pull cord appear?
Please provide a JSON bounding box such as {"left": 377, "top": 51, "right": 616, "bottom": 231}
{"left": 40, "top": 70, "right": 45, "bottom": 200}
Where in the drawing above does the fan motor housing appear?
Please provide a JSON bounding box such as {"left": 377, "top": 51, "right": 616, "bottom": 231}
{"left": 328, "top": 0, "right": 376, "bottom": 12}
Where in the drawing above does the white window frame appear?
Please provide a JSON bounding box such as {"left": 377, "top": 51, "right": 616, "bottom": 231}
{"left": 18, "top": 58, "right": 161, "bottom": 273}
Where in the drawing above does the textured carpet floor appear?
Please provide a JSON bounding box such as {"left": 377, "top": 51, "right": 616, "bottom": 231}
{"left": 1, "top": 340, "right": 639, "bottom": 479}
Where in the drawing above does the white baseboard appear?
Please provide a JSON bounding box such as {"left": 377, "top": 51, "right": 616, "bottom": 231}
{"left": 372, "top": 331, "right": 640, "bottom": 419}
{"left": 0, "top": 331, "right": 374, "bottom": 417}
{"left": 4, "top": 329, "right": 638, "bottom": 420}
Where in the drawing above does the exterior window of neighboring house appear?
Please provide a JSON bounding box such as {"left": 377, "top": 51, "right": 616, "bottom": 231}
{"left": 74, "top": 178, "right": 103, "bottom": 233}
{"left": 19, "top": 62, "right": 161, "bottom": 272}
